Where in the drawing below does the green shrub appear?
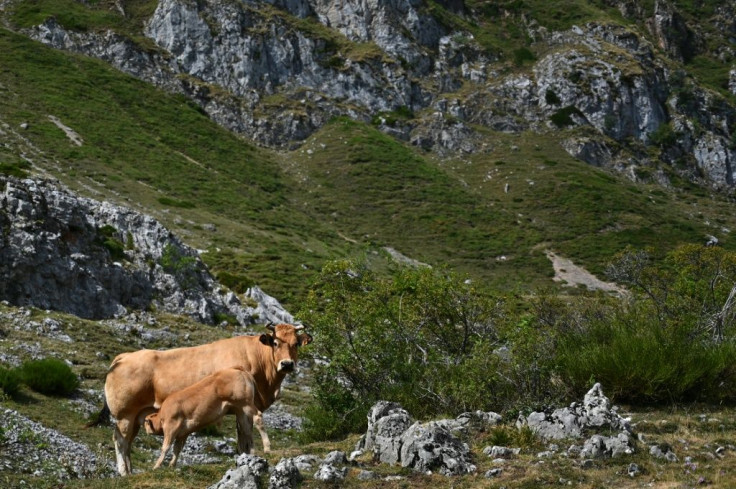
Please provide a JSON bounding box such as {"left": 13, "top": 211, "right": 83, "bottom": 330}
{"left": 545, "top": 89, "right": 561, "bottom": 105}
{"left": 556, "top": 308, "right": 736, "bottom": 403}
{"left": 298, "top": 260, "right": 507, "bottom": 439}
{"left": 298, "top": 369, "right": 368, "bottom": 442}
{"left": 513, "top": 47, "right": 536, "bottom": 66}
{"left": 213, "top": 312, "right": 238, "bottom": 326}
{"left": 161, "top": 244, "right": 199, "bottom": 289}
{"left": 0, "top": 366, "right": 21, "bottom": 397}
{"left": 157, "top": 196, "right": 195, "bottom": 208}
{"left": 19, "top": 358, "right": 79, "bottom": 396}
{"left": 0, "top": 159, "right": 31, "bottom": 178}
{"left": 550, "top": 105, "right": 583, "bottom": 127}
{"left": 648, "top": 122, "right": 678, "bottom": 148}
{"left": 216, "top": 271, "right": 252, "bottom": 294}
{"left": 555, "top": 245, "right": 736, "bottom": 404}
{"left": 103, "top": 237, "right": 126, "bottom": 261}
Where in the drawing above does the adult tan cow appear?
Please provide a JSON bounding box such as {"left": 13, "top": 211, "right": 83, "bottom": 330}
{"left": 93, "top": 323, "right": 311, "bottom": 476}
{"left": 144, "top": 366, "right": 258, "bottom": 469}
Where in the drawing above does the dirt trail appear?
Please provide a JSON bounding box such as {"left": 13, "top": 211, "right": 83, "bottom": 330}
{"left": 546, "top": 251, "right": 625, "bottom": 295}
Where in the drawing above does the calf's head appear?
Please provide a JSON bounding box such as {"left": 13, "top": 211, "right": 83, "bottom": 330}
{"left": 260, "top": 323, "right": 313, "bottom": 373}
{"left": 144, "top": 412, "right": 164, "bottom": 435}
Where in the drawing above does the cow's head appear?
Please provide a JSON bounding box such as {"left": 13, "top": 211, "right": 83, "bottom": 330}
{"left": 259, "top": 323, "right": 313, "bottom": 373}
{"left": 144, "top": 412, "right": 163, "bottom": 435}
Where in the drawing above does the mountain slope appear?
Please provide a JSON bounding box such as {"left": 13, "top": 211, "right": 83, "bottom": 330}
{"left": 2, "top": 0, "right": 736, "bottom": 302}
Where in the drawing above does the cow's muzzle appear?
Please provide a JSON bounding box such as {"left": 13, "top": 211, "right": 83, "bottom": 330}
{"left": 278, "top": 360, "right": 295, "bottom": 372}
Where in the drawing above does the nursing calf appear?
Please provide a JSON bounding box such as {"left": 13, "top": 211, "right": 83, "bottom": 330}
{"left": 98, "top": 323, "right": 312, "bottom": 475}
{"left": 144, "top": 366, "right": 257, "bottom": 469}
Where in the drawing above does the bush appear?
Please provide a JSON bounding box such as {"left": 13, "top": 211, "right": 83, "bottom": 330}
{"left": 545, "top": 89, "right": 561, "bottom": 105}
{"left": 556, "top": 305, "right": 736, "bottom": 403}
{"left": 513, "top": 47, "right": 536, "bottom": 66}
{"left": 554, "top": 245, "right": 736, "bottom": 404}
{"left": 298, "top": 260, "right": 506, "bottom": 439}
{"left": 550, "top": 105, "right": 583, "bottom": 127}
{"left": 0, "top": 366, "right": 21, "bottom": 397}
{"left": 19, "top": 358, "right": 79, "bottom": 396}
{"left": 648, "top": 122, "right": 678, "bottom": 148}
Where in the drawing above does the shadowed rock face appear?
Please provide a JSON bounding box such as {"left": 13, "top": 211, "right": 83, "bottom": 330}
{"left": 0, "top": 176, "right": 287, "bottom": 324}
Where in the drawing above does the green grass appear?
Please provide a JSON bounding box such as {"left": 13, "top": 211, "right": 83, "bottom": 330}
{"left": 9, "top": 0, "right": 159, "bottom": 42}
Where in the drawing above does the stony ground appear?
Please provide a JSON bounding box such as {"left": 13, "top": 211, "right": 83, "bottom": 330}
{"left": 2, "top": 302, "right": 736, "bottom": 488}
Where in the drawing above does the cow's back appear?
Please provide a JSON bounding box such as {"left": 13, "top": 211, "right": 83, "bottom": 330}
{"left": 105, "top": 336, "right": 262, "bottom": 419}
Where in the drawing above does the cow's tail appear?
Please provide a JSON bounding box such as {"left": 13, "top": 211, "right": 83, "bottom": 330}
{"left": 85, "top": 395, "right": 111, "bottom": 428}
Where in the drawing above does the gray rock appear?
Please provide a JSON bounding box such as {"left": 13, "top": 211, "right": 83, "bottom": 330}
{"left": 357, "top": 401, "right": 414, "bottom": 465}
{"left": 313, "top": 463, "right": 347, "bottom": 482}
{"left": 357, "top": 469, "right": 378, "bottom": 480}
{"left": 649, "top": 444, "right": 678, "bottom": 462}
{"left": 483, "top": 446, "right": 520, "bottom": 458}
{"left": 517, "top": 383, "right": 631, "bottom": 441}
{"left": 627, "top": 462, "right": 641, "bottom": 477}
{"left": 358, "top": 401, "right": 476, "bottom": 476}
{"left": 236, "top": 453, "right": 269, "bottom": 474}
{"left": 0, "top": 409, "right": 115, "bottom": 479}
{"left": 269, "top": 458, "right": 303, "bottom": 489}
{"left": 209, "top": 466, "right": 261, "bottom": 489}
{"left": 439, "top": 410, "right": 503, "bottom": 435}
{"left": 398, "top": 421, "right": 477, "bottom": 476}
{"left": 580, "top": 433, "right": 634, "bottom": 459}
{"left": 292, "top": 454, "right": 321, "bottom": 471}
{"left": 485, "top": 468, "right": 503, "bottom": 478}
{"left": 348, "top": 449, "right": 364, "bottom": 461}
{"left": 322, "top": 450, "right": 348, "bottom": 466}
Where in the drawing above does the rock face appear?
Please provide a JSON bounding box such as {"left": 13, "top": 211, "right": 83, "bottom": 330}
{"left": 16, "top": 1, "right": 736, "bottom": 188}
{"left": 0, "top": 176, "right": 285, "bottom": 324}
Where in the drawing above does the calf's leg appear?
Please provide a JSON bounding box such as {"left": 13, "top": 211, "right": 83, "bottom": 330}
{"left": 170, "top": 436, "right": 187, "bottom": 468}
{"left": 153, "top": 433, "right": 174, "bottom": 470}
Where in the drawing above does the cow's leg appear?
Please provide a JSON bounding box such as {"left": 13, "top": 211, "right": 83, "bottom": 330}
{"left": 254, "top": 412, "right": 270, "bottom": 453}
{"left": 235, "top": 410, "right": 254, "bottom": 454}
{"left": 169, "top": 436, "right": 187, "bottom": 468}
{"left": 153, "top": 434, "right": 173, "bottom": 470}
{"left": 113, "top": 417, "right": 139, "bottom": 476}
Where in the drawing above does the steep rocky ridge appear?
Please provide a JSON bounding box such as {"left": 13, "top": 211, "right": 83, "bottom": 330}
{"left": 9, "top": 0, "right": 736, "bottom": 190}
{"left": 0, "top": 175, "right": 291, "bottom": 324}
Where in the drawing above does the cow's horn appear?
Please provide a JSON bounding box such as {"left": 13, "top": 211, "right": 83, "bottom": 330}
{"left": 265, "top": 321, "right": 275, "bottom": 331}
{"left": 294, "top": 324, "right": 305, "bottom": 331}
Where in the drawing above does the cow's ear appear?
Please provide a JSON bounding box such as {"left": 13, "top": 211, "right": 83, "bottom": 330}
{"left": 259, "top": 334, "right": 275, "bottom": 346}
{"left": 298, "top": 333, "right": 313, "bottom": 346}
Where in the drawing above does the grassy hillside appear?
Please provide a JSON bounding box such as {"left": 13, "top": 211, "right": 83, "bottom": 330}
{"left": 2, "top": 26, "right": 736, "bottom": 301}
{"left": 0, "top": 27, "right": 352, "bottom": 303}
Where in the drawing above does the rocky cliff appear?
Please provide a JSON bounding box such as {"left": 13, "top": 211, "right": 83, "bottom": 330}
{"left": 14, "top": 0, "right": 736, "bottom": 189}
{"left": 0, "top": 175, "right": 291, "bottom": 324}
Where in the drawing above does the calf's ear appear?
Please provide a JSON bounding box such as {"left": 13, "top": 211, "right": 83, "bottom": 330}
{"left": 259, "top": 334, "right": 275, "bottom": 346}
{"left": 298, "top": 333, "right": 313, "bottom": 346}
